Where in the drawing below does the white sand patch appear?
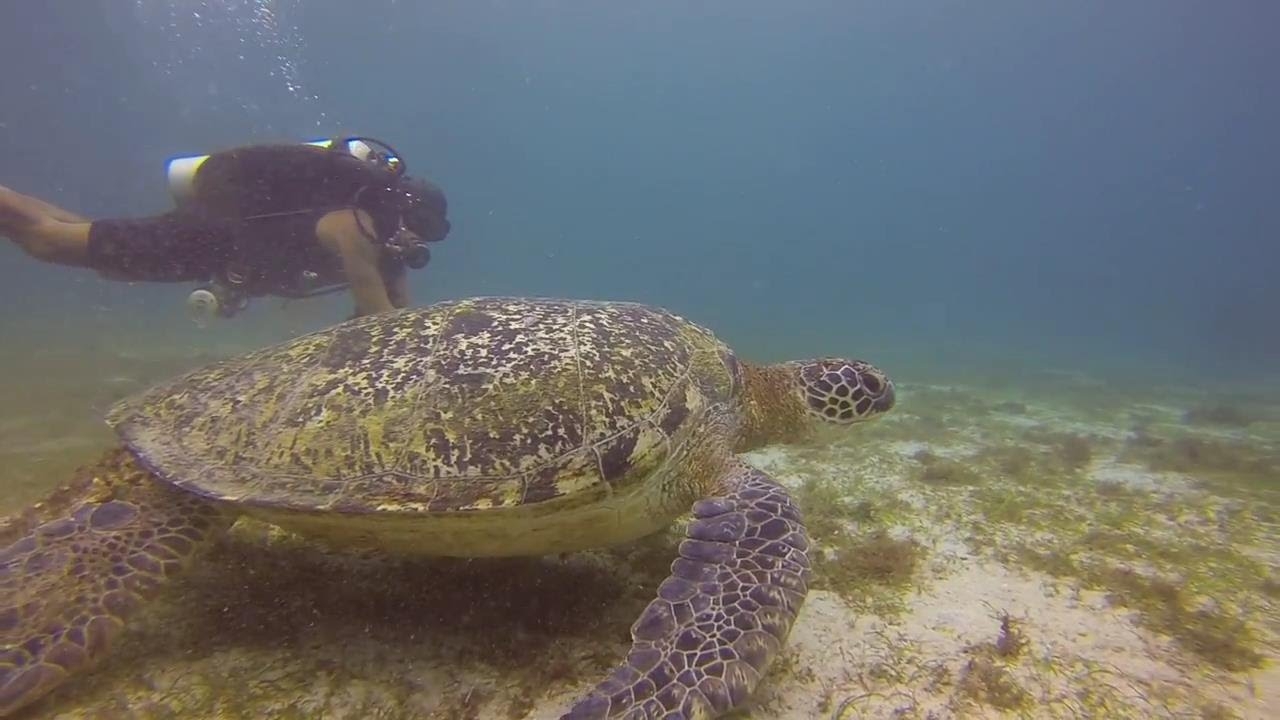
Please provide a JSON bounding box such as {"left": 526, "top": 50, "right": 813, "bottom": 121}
{"left": 992, "top": 412, "right": 1045, "bottom": 429}
{"left": 743, "top": 445, "right": 913, "bottom": 494}
{"left": 1090, "top": 460, "right": 1197, "bottom": 496}
{"left": 1128, "top": 402, "right": 1188, "bottom": 420}
{"left": 884, "top": 441, "right": 981, "bottom": 461}
{"left": 1039, "top": 417, "right": 1133, "bottom": 441}
{"left": 729, "top": 559, "right": 1280, "bottom": 720}
{"left": 742, "top": 445, "right": 796, "bottom": 472}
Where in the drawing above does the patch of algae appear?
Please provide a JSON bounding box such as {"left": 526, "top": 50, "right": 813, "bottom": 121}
{"left": 784, "top": 445, "right": 926, "bottom": 619}
{"left": 1119, "top": 430, "right": 1280, "bottom": 504}
{"left": 887, "top": 606, "right": 1034, "bottom": 715}
{"left": 825, "top": 603, "right": 1254, "bottom": 720}
{"left": 945, "top": 419, "right": 1278, "bottom": 674}
{"left": 802, "top": 379, "right": 1280, "bottom": 719}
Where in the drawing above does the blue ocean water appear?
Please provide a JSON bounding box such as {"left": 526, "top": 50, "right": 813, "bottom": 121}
{"left": 2, "top": 4, "right": 1280, "bottom": 718}
{"left": 2, "top": 0, "right": 1276, "bottom": 381}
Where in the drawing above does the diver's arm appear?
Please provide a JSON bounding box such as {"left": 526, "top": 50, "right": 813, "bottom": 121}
{"left": 0, "top": 185, "right": 93, "bottom": 266}
{"left": 316, "top": 210, "right": 395, "bottom": 317}
{"left": 386, "top": 265, "right": 411, "bottom": 309}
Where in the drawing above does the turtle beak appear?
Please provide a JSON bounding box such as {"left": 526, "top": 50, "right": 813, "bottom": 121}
{"left": 875, "top": 381, "right": 896, "bottom": 414}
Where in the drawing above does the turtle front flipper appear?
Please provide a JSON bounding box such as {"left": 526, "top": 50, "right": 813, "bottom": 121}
{"left": 0, "top": 450, "right": 230, "bottom": 716}
{"left": 562, "top": 463, "right": 812, "bottom": 719}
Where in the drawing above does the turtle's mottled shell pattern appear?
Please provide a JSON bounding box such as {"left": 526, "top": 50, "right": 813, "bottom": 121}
{"left": 107, "top": 297, "right": 740, "bottom": 515}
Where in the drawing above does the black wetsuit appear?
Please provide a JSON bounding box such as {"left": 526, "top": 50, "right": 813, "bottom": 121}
{"left": 86, "top": 143, "right": 405, "bottom": 296}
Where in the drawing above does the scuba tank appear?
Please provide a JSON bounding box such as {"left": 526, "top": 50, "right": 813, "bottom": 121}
{"left": 167, "top": 136, "right": 417, "bottom": 325}
{"left": 165, "top": 137, "right": 402, "bottom": 206}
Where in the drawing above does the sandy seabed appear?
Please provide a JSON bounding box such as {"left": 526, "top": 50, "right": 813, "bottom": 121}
{"left": 1, "top": 340, "right": 1277, "bottom": 720}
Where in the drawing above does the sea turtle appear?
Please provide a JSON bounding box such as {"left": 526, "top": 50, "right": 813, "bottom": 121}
{"left": 0, "top": 296, "right": 894, "bottom": 718}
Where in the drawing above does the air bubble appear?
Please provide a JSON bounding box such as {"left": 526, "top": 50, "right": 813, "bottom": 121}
{"left": 132, "top": 0, "right": 325, "bottom": 110}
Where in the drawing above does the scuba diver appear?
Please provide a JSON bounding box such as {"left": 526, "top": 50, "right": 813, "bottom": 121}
{"left": 0, "top": 136, "right": 450, "bottom": 322}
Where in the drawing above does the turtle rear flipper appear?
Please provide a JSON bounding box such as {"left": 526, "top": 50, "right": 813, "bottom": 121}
{"left": 562, "top": 463, "right": 811, "bottom": 719}
{"left": 0, "top": 453, "right": 229, "bottom": 716}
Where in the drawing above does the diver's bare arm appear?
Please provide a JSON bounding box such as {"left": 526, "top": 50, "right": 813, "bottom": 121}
{"left": 0, "top": 185, "right": 92, "bottom": 266}
{"left": 387, "top": 268, "right": 411, "bottom": 309}
{"left": 316, "top": 210, "right": 395, "bottom": 317}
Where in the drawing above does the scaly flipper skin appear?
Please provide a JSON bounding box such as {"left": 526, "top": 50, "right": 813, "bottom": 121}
{"left": 561, "top": 463, "right": 811, "bottom": 719}
{"left": 0, "top": 450, "right": 229, "bottom": 717}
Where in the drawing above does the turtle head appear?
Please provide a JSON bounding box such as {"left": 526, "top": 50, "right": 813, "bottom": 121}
{"left": 737, "top": 357, "right": 895, "bottom": 451}
{"left": 792, "top": 358, "right": 895, "bottom": 426}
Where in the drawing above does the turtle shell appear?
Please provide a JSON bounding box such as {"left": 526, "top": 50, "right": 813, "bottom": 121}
{"left": 107, "top": 297, "right": 741, "bottom": 515}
